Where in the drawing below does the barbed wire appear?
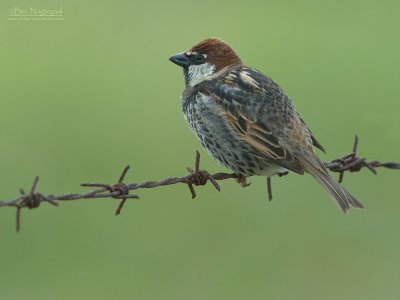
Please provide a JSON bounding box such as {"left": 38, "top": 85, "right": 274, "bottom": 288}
{"left": 0, "top": 135, "right": 399, "bottom": 232}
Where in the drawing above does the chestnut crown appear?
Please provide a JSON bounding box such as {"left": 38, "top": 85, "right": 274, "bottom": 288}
{"left": 169, "top": 38, "right": 242, "bottom": 86}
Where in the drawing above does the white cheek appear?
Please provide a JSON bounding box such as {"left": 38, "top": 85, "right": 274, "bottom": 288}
{"left": 187, "top": 63, "right": 215, "bottom": 87}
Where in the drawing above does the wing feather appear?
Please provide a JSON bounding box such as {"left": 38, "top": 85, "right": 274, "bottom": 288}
{"left": 197, "top": 70, "right": 305, "bottom": 174}
{"left": 298, "top": 116, "right": 325, "bottom": 152}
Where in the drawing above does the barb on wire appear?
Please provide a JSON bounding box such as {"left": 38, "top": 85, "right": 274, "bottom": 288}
{"left": 0, "top": 135, "right": 398, "bottom": 232}
{"left": 265, "top": 135, "right": 400, "bottom": 201}
{"left": 13, "top": 176, "right": 59, "bottom": 232}
{"left": 324, "top": 135, "right": 399, "bottom": 182}
{"left": 81, "top": 165, "right": 138, "bottom": 216}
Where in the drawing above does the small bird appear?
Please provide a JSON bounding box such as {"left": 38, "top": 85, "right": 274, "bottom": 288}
{"left": 169, "top": 38, "right": 363, "bottom": 212}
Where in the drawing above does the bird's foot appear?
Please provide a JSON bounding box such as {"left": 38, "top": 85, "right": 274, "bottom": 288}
{"left": 235, "top": 174, "right": 250, "bottom": 187}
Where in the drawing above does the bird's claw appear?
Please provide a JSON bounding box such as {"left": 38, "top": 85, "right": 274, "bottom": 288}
{"left": 235, "top": 174, "right": 250, "bottom": 187}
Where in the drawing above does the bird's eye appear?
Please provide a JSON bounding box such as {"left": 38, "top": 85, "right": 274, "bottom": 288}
{"left": 193, "top": 54, "right": 206, "bottom": 65}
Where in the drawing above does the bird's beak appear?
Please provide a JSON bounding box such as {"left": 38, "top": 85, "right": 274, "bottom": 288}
{"left": 169, "top": 52, "right": 190, "bottom": 68}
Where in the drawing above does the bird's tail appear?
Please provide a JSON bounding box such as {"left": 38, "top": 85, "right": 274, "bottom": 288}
{"left": 302, "top": 156, "right": 364, "bottom": 213}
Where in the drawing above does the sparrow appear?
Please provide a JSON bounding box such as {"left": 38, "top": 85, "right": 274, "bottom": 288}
{"left": 169, "top": 37, "right": 364, "bottom": 213}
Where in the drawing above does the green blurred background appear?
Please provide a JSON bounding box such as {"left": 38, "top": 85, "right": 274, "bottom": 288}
{"left": 1, "top": 0, "right": 399, "bottom": 299}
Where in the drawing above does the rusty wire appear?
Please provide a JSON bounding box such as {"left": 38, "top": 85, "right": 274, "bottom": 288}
{"left": 0, "top": 135, "right": 399, "bottom": 232}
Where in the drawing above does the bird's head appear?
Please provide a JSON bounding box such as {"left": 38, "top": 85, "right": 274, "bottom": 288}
{"left": 169, "top": 38, "right": 242, "bottom": 87}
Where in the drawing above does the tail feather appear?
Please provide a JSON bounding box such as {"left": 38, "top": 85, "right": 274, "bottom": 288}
{"left": 300, "top": 156, "right": 364, "bottom": 213}
{"left": 311, "top": 169, "right": 364, "bottom": 213}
